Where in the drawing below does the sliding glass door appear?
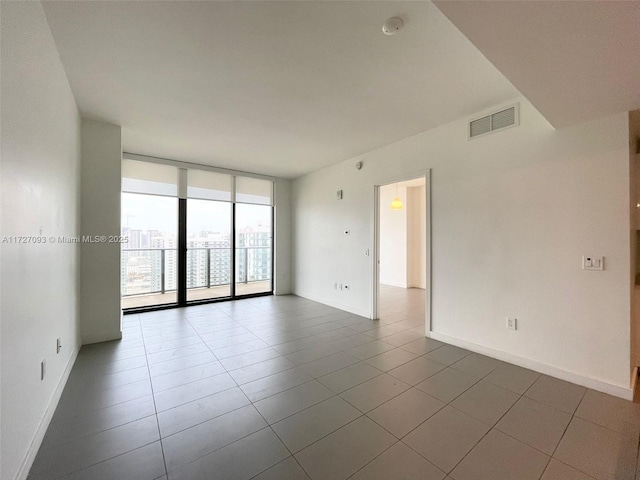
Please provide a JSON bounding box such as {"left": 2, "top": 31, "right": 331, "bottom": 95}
{"left": 121, "top": 159, "right": 274, "bottom": 311}
{"left": 235, "top": 203, "right": 272, "bottom": 296}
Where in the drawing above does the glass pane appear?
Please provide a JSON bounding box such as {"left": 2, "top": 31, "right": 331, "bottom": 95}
{"left": 235, "top": 203, "right": 272, "bottom": 296}
{"left": 121, "top": 192, "right": 178, "bottom": 308}
{"left": 122, "top": 160, "right": 178, "bottom": 197}
{"left": 235, "top": 176, "right": 273, "bottom": 205}
{"left": 187, "top": 199, "right": 232, "bottom": 301}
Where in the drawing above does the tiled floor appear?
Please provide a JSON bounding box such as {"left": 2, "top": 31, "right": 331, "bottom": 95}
{"left": 31, "top": 285, "right": 640, "bottom": 480}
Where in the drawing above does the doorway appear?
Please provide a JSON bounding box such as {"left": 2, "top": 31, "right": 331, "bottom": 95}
{"left": 373, "top": 172, "right": 431, "bottom": 334}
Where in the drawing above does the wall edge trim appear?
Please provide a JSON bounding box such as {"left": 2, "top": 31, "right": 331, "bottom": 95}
{"left": 429, "top": 331, "right": 633, "bottom": 400}
{"left": 14, "top": 346, "right": 80, "bottom": 480}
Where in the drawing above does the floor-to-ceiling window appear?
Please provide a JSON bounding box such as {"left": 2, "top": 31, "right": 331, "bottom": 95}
{"left": 121, "top": 159, "right": 274, "bottom": 311}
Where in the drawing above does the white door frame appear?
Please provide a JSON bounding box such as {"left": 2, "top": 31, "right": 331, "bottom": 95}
{"left": 372, "top": 170, "right": 432, "bottom": 336}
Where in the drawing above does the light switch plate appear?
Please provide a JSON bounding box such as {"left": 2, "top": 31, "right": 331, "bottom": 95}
{"left": 582, "top": 256, "right": 604, "bottom": 271}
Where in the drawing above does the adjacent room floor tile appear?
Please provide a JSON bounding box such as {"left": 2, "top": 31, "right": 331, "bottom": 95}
{"left": 403, "top": 405, "right": 490, "bottom": 473}
{"left": 554, "top": 416, "right": 637, "bottom": 480}
{"left": 495, "top": 396, "right": 571, "bottom": 455}
{"left": 294, "top": 416, "right": 396, "bottom": 480}
{"left": 367, "top": 388, "right": 445, "bottom": 438}
{"left": 350, "top": 442, "right": 445, "bottom": 480}
{"left": 450, "top": 429, "right": 549, "bottom": 480}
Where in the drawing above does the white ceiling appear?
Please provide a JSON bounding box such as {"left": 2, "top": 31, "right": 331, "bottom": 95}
{"left": 435, "top": 1, "right": 640, "bottom": 129}
{"left": 42, "top": 1, "right": 519, "bottom": 179}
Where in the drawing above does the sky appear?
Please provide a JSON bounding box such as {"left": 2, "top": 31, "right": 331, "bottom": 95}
{"left": 121, "top": 193, "right": 271, "bottom": 234}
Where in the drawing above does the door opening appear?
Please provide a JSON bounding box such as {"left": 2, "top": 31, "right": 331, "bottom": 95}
{"left": 373, "top": 172, "right": 431, "bottom": 335}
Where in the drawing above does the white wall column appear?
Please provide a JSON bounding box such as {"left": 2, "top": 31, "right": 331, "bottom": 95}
{"left": 80, "top": 119, "right": 122, "bottom": 344}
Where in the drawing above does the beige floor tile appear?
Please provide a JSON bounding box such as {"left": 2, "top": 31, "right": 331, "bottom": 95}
{"left": 575, "top": 389, "right": 640, "bottom": 439}
{"left": 387, "top": 357, "right": 446, "bottom": 386}
{"left": 400, "top": 337, "right": 444, "bottom": 355}
{"left": 340, "top": 373, "right": 411, "bottom": 413}
{"left": 451, "top": 429, "right": 549, "bottom": 480}
{"left": 541, "top": 459, "right": 596, "bottom": 480}
{"left": 251, "top": 457, "right": 310, "bottom": 480}
{"left": 350, "top": 442, "right": 445, "bottom": 480}
{"left": 495, "top": 396, "right": 571, "bottom": 455}
{"left": 365, "top": 348, "right": 418, "bottom": 372}
{"left": 415, "top": 367, "right": 479, "bottom": 403}
{"left": 403, "top": 405, "right": 490, "bottom": 473}
{"left": 271, "top": 396, "right": 361, "bottom": 453}
{"left": 346, "top": 340, "right": 397, "bottom": 360}
{"left": 317, "top": 362, "right": 383, "bottom": 393}
{"left": 168, "top": 428, "right": 289, "bottom": 480}
{"left": 525, "top": 375, "right": 586, "bottom": 414}
{"left": 424, "top": 345, "right": 472, "bottom": 366}
{"left": 294, "top": 416, "right": 396, "bottom": 480}
{"left": 253, "top": 380, "right": 334, "bottom": 424}
{"left": 484, "top": 363, "right": 540, "bottom": 394}
{"left": 554, "top": 416, "right": 637, "bottom": 480}
{"left": 367, "top": 388, "right": 445, "bottom": 438}
{"left": 450, "top": 380, "right": 519, "bottom": 426}
{"left": 450, "top": 353, "right": 503, "bottom": 378}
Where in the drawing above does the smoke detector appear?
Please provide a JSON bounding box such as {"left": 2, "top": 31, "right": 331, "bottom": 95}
{"left": 382, "top": 17, "right": 404, "bottom": 35}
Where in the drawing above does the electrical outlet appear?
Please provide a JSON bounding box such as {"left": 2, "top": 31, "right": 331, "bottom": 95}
{"left": 56, "top": 338, "right": 62, "bottom": 354}
{"left": 506, "top": 317, "right": 517, "bottom": 331}
{"left": 41, "top": 360, "right": 46, "bottom": 380}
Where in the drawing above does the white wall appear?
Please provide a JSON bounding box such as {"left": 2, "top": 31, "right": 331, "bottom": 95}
{"left": 274, "top": 178, "right": 292, "bottom": 295}
{"left": 407, "top": 185, "right": 427, "bottom": 289}
{"left": 0, "top": 3, "right": 81, "bottom": 479}
{"left": 80, "top": 120, "right": 122, "bottom": 344}
{"left": 292, "top": 99, "right": 631, "bottom": 397}
{"left": 379, "top": 184, "right": 407, "bottom": 287}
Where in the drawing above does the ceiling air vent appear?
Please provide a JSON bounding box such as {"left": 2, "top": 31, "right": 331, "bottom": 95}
{"left": 469, "top": 104, "right": 519, "bottom": 140}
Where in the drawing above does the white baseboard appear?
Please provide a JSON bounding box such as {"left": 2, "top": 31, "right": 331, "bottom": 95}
{"left": 429, "top": 331, "right": 633, "bottom": 401}
{"left": 294, "top": 290, "right": 371, "bottom": 318}
{"left": 15, "top": 346, "right": 80, "bottom": 480}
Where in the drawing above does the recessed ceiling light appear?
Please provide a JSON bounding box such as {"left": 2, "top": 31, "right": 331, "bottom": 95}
{"left": 382, "top": 17, "right": 404, "bottom": 36}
